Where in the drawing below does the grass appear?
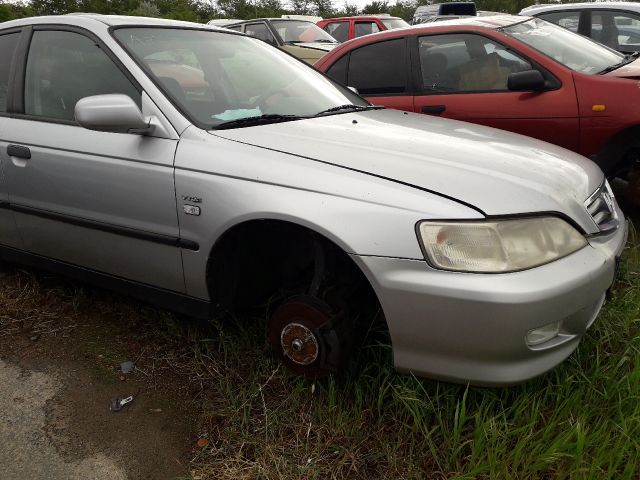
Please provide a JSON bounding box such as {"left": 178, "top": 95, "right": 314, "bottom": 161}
{"left": 2, "top": 231, "right": 640, "bottom": 479}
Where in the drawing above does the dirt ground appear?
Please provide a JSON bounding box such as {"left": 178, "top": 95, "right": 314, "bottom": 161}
{"left": 0, "top": 271, "right": 205, "bottom": 480}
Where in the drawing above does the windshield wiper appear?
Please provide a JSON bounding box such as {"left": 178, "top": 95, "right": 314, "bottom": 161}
{"left": 213, "top": 114, "right": 304, "bottom": 130}
{"left": 599, "top": 52, "right": 639, "bottom": 74}
{"left": 314, "top": 105, "right": 384, "bottom": 117}
{"left": 313, "top": 39, "right": 338, "bottom": 43}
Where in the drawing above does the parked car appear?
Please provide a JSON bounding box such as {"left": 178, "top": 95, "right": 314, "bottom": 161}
{"left": 224, "top": 18, "right": 338, "bottom": 63}
{"left": 0, "top": 14, "right": 627, "bottom": 385}
{"left": 413, "top": 2, "right": 477, "bottom": 24}
{"left": 316, "top": 15, "right": 640, "bottom": 196}
{"left": 520, "top": 2, "right": 640, "bottom": 54}
{"left": 317, "top": 15, "right": 409, "bottom": 43}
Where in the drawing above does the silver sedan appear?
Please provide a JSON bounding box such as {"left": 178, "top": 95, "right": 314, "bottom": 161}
{"left": 0, "top": 15, "right": 627, "bottom": 385}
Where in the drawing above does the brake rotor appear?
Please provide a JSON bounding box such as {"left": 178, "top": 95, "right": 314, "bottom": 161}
{"left": 269, "top": 295, "right": 342, "bottom": 377}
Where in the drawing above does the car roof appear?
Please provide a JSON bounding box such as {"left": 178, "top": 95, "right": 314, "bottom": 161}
{"left": 521, "top": 2, "right": 640, "bottom": 15}
{"left": 226, "top": 18, "right": 315, "bottom": 26}
{"left": 319, "top": 16, "right": 402, "bottom": 21}
{"left": 0, "top": 13, "right": 230, "bottom": 31}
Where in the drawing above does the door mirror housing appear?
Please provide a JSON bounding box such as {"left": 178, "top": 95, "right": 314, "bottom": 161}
{"left": 75, "top": 94, "right": 154, "bottom": 134}
{"left": 507, "top": 70, "right": 547, "bottom": 92}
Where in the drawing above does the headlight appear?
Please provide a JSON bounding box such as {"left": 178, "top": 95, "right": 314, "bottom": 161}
{"left": 417, "top": 217, "right": 587, "bottom": 273}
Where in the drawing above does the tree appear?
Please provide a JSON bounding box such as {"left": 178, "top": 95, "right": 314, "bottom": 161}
{"left": 362, "top": 0, "right": 389, "bottom": 14}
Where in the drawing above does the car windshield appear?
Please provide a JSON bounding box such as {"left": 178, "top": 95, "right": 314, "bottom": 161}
{"left": 381, "top": 18, "right": 410, "bottom": 29}
{"left": 502, "top": 18, "right": 624, "bottom": 74}
{"left": 113, "top": 28, "right": 365, "bottom": 129}
{"left": 270, "top": 20, "right": 338, "bottom": 43}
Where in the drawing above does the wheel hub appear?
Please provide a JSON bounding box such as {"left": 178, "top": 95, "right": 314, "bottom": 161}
{"left": 280, "top": 322, "right": 319, "bottom": 365}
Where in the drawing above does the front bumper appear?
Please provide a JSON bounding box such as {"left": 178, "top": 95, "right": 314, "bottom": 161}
{"left": 352, "top": 219, "right": 628, "bottom": 386}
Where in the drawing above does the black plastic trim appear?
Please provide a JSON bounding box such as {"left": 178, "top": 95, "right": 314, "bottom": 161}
{"left": 0, "top": 244, "right": 212, "bottom": 319}
{"left": 6, "top": 202, "right": 199, "bottom": 251}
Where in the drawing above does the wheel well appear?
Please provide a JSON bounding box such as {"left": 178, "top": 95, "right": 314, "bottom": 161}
{"left": 593, "top": 125, "right": 640, "bottom": 176}
{"left": 206, "top": 220, "right": 383, "bottom": 327}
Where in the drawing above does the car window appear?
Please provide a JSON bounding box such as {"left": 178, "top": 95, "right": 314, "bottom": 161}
{"left": 381, "top": 18, "right": 410, "bottom": 30}
{"left": 244, "top": 23, "right": 276, "bottom": 45}
{"left": 226, "top": 25, "right": 242, "bottom": 32}
{"left": 503, "top": 18, "right": 623, "bottom": 75}
{"left": 114, "top": 28, "right": 366, "bottom": 128}
{"left": 323, "top": 21, "right": 349, "bottom": 43}
{"left": 354, "top": 22, "right": 381, "bottom": 38}
{"left": 0, "top": 32, "right": 19, "bottom": 113}
{"left": 347, "top": 38, "right": 407, "bottom": 94}
{"left": 591, "top": 10, "right": 640, "bottom": 51}
{"left": 326, "top": 53, "right": 348, "bottom": 84}
{"left": 271, "top": 20, "right": 337, "bottom": 43}
{"left": 418, "top": 34, "right": 532, "bottom": 93}
{"left": 537, "top": 11, "right": 580, "bottom": 33}
{"left": 24, "top": 30, "right": 140, "bottom": 122}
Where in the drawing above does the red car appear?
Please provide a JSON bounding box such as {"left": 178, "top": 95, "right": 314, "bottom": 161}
{"left": 317, "top": 15, "right": 409, "bottom": 43}
{"left": 315, "top": 15, "right": 640, "bottom": 185}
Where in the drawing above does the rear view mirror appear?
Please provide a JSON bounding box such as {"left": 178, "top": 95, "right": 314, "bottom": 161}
{"left": 75, "top": 94, "right": 153, "bottom": 134}
{"left": 507, "top": 70, "right": 546, "bottom": 92}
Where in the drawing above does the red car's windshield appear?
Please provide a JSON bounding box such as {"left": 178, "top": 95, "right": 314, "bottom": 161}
{"left": 503, "top": 18, "right": 624, "bottom": 74}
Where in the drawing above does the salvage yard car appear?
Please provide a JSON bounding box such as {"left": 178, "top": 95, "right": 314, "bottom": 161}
{"left": 316, "top": 15, "right": 640, "bottom": 198}
{"left": 0, "top": 15, "right": 627, "bottom": 385}
{"left": 223, "top": 17, "right": 338, "bottom": 63}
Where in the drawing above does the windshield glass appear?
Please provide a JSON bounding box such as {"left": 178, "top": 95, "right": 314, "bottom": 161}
{"left": 113, "top": 28, "right": 365, "bottom": 128}
{"left": 381, "top": 18, "right": 410, "bottom": 29}
{"left": 270, "top": 20, "right": 338, "bottom": 43}
{"left": 503, "top": 18, "right": 624, "bottom": 74}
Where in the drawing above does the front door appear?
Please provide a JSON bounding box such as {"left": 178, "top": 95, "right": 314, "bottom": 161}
{"left": 411, "top": 33, "right": 580, "bottom": 152}
{"left": 1, "top": 27, "right": 184, "bottom": 292}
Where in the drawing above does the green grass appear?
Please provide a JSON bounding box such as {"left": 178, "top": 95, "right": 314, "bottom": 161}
{"left": 185, "top": 229, "right": 640, "bottom": 479}
{"left": 2, "top": 233, "right": 640, "bottom": 479}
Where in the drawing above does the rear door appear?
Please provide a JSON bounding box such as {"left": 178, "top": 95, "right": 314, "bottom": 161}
{"left": 411, "top": 32, "right": 580, "bottom": 151}
{"left": 0, "top": 29, "right": 22, "bottom": 249}
{"left": 330, "top": 37, "right": 414, "bottom": 112}
{"left": 1, "top": 26, "right": 185, "bottom": 291}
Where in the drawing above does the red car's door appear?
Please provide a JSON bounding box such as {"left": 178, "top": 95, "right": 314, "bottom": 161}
{"left": 411, "top": 32, "right": 580, "bottom": 152}
{"left": 324, "top": 37, "right": 414, "bottom": 112}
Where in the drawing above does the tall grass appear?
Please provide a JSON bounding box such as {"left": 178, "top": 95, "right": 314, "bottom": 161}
{"left": 188, "top": 230, "right": 640, "bottom": 479}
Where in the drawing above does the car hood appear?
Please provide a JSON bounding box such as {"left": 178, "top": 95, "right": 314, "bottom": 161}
{"left": 605, "top": 57, "right": 640, "bottom": 78}
{"left": 293, "top": 42, "right": 337, "bottom": 51}
{"left": 211, "top": 109, "right": 603, "bottom": 232}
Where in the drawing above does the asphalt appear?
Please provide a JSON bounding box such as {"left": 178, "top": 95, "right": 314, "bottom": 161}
{"left": 0, "top": 359, "right": 128, "bottom": 480}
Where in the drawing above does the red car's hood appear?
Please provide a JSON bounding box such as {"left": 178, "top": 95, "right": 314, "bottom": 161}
{"left": 605, "top": 57, "right": 640, "bottom": 78}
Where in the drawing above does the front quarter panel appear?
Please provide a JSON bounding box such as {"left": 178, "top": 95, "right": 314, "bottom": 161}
{"left": 174, "top": 126, "right": 482, "bottom": 299}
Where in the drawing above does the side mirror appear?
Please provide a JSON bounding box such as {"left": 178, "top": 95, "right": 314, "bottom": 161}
{"left": 507, "top": 70, "right": 546, "bottom": 92}
{"left": 75, "top": 94, "right": 154, "bottom": 134}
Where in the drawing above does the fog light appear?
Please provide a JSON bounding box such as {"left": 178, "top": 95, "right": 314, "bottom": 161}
{"left": 526, "top": 322, "right": 560, "bottom": 346}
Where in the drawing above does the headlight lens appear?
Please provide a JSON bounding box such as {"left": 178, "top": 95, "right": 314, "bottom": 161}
{"left": 418, "top": 217, "right": 587, "bottom": 273}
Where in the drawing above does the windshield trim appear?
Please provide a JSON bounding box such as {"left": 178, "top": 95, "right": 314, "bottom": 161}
{"left": 499, "top": 18, "right": 625, "bottom": 75}
{"left": 110, "top": 25, "right": 368, "bottom": 131}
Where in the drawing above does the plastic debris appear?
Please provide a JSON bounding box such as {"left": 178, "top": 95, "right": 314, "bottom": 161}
{"left": 110, "top": 395, "right": 134, "bottom": 412}
{"left": 120, "top": 361, "right": 134, "bottom": 374}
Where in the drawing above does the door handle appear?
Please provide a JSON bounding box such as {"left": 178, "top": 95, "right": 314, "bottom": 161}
{"left": 7, "top": 144, "right": 31, "bottom": 159}
{"left": 421, "top": 105, "right": 446, "bottom": 115}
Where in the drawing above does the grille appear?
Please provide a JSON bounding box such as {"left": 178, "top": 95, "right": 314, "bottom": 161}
{"left": 585, "top": 182, "right": 618, "bottom": 233}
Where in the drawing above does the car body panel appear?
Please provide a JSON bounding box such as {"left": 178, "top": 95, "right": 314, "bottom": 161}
{"left": 213, "top": 108, "right": 603, "bottom": 233}
{"left": 317, "top": 16, "right": 409, "bottom": 42}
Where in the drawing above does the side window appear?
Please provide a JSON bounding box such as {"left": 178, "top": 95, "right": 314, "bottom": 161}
{"left": 326, "top": 53, "right": 348, "bottom": 85}
{"left": 418, "top": 34, "right": 532, "bottom": 93}
{"left": 537, "top": 11, "right": 580, "bottom": 32}
{"left": 24, "top": 30, "right": 140, "bottom": 122}
{"left": 592, "top": 10, "right": 640, "bottom": 51}
{"left": 245, "top": 23, "right": 276, "bottom": 46}
{"left": 347, "top": 38, "right": 407, "bottom": 95}
{"left": 354, "top": 22, "right": 381, "bottom": 38}
{"left": 226, "top": 25, "right": 242, "bottom": 32}
{"left": 0, "top": 32, "right": 19, "bottom": 113}
{"left": 324, "top": 21, "right": 349, "bottom": 42}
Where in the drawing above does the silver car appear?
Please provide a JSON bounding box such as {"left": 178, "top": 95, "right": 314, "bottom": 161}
{"left": 0, "top": 15, "right": 627, "bottom": 385}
